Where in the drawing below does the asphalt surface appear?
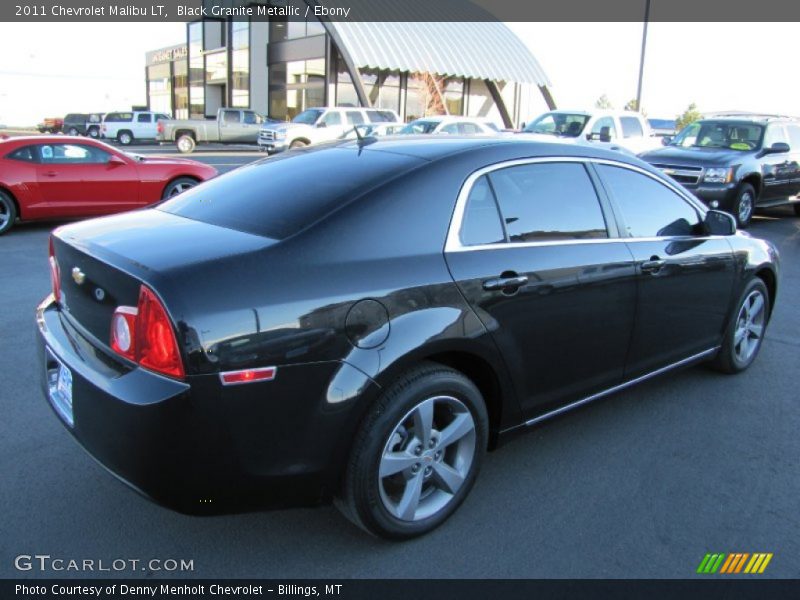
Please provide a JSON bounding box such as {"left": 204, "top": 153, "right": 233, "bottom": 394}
{"left": 1, "top": 151, "right": 798, "bottom": 579}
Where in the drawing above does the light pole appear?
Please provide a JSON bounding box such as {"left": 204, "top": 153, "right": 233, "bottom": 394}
{"left": 635, "top": 0, "right": 651, "bottom": 112}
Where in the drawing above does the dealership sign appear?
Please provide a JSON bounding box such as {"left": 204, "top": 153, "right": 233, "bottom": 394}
{"left": 147, "top": 44, "right": 188, "bottom": 65}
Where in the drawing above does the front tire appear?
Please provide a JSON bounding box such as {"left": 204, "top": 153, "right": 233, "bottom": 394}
{"left": 793, "top": 202, "right": 800, "bottom": 217}
{"left": 176, "top": 134, "right": 196, "bottom": 154}
{"left": 0, "top": 190, "right": 18, "bottom": 235}
{"left": 337, "top": 362, "right": 488, "bottom": 539}
{"left": 289, "top": 139, "right": 308, "bottom": 149}
{"left": 733, "top": 183, "right": 756, "bottom": 228}
{"left": 711, "top": 278, "right": 770, "bottom": 374}
{"left": 161, "top": 177, "right": 198, "bottom": 199}
{"left": 117, "top": 131, "right": 134, "bottom": 146}
{"left": 67, "top": 127, "right": 79, "bottom": 136}
{"left": 87, "top": 126, "right": 99, "bottom": 139}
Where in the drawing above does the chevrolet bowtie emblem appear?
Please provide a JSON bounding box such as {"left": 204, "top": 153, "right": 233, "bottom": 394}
{"left": 71, "top": 267, "right": 86, "bottom": 285}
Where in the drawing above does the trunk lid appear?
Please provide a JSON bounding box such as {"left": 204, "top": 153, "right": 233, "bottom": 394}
{"left": 52, "top": 209, "right": 274, "bottom": 343}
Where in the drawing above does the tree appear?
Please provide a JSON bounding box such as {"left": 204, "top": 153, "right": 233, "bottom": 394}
{"left": 675, "top": 103, "right": 702, "bottom": 131}
{"left": 624, "top": 98, "right": 647, "bottom": 117}
{"left": 595, "top": 94, "right": 613, "bottom": 109}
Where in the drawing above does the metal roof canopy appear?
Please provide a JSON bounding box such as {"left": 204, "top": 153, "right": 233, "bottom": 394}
{"left": 326, "top": 21, "right": 551, "bottom": 87}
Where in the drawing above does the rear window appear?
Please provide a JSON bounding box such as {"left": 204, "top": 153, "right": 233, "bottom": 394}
{"left": 158, "top": 147, "right": 423, "bottom": 239}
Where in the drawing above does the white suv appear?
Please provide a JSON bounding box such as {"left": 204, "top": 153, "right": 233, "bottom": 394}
{"left": 520, "top": 110, "right": 661, "bottom": 155}
{"left": 259, "top": 107, "right": 400, "bottom": 153}
{"left": 101, "top": 111, "right": 170, "bottom": 146}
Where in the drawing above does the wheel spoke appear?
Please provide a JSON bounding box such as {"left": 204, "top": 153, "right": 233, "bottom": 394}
{"left": 748, "top": 323, "right": 764, "bottom": 339}
{"left": 734, "top": 326, "right": 747, "bottom": 347}
{"left": 431, "top": 462, "right": 465, "bottom": 495}
{"left": 395, "top": 473, "right": 424, "bottom": 520}
{"left": 412, "top": 399, "right": 434, "bottom": 448}
{"left": 436, "top": 412, "right": 474, "bottom": 449}
{"left": 749, "top": 294, "right": 764, "bottom": 320}
{"left": 379, "top": 451, "right": 419, "bottom": 478}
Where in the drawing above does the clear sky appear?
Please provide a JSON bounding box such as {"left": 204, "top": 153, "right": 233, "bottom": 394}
{"left": 1, "top": 22, "right": 798, "bottom": 126}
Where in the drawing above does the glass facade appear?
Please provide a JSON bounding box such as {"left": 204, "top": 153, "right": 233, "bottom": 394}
{"left": 174, "top": 59, "right": 189, "bottom": 120}
{"left": 269, "top": 59, "right": 325, "bottom": 121}
{"left": 188, "top": 22, "right": 204, "bottom": 119}
{"left": 231, "top": 19, "right": 249, "bottom": 107}
{"left": 147, "top": 63, "right": 172, "bottom": 115}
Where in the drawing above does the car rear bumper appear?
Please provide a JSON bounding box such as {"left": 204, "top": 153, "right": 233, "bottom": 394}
{"left": 36, "top": 296, "right": 378, "bottom": 514}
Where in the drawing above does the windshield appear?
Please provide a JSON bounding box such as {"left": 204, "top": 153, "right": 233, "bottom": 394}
{"left": 291, "top": 109, "right": 323, "bottom": 125}
{"left": 524, "top": 113, "right": 591, "bottom": 137}
{"left": 399, "top": 120, "right": 439, "bottom": 134}
{"left": 671, "top": 121, "right": 764, "bottom": 151}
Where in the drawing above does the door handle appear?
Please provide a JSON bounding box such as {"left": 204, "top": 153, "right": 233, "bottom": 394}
{"left": 482, "top": 274, "right": 529, "bottom": 291}
{"left": 43, "top": 171, "right": 58, "bottom": 177}
{"left": 640, "top": 258, "right": 666, "bottom": 273}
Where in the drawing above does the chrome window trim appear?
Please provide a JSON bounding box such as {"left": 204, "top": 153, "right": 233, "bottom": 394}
{"left": 445, "top": 156, "right": 709, "bottom": 254}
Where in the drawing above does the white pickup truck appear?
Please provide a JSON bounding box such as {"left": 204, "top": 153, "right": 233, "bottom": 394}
{"left": 258, "top": 107, "right": 400, "bottom": 154}
{"left": 519, "top": 109, "right": 662, "bottom": 155}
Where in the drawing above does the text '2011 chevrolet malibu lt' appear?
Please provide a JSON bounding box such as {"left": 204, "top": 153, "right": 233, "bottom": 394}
{"left": 37, "top": 137, "right": 779, "bottom": 539}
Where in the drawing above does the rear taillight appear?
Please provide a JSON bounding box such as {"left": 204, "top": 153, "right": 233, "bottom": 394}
{"left": 157, "top": 121, "right": 164, "bottom": 134}
{"left": 109, "top": 285, "right": 185, "bottom": 379}
{"left": 48, "top": 237, "right": 61, "bottom": 304}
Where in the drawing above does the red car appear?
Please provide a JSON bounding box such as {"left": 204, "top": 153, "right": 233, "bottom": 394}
{"left": 0, "top": 136, "right": 217, "bottom": 235}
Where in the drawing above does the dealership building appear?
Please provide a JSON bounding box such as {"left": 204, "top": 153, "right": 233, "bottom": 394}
{"left": 145, "top": 3, "right": 553, "bottom": 127}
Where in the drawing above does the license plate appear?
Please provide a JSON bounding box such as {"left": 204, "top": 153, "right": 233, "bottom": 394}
{"left": 46, "top": 348, "right": 74, "bottom": 427}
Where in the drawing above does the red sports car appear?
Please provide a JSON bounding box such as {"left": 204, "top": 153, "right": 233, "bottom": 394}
{"left": 0, "top": 136, "right": 217, "bottom": 235}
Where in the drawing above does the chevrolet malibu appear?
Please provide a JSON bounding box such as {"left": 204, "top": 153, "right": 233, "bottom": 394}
{"left": 38, "top": 138, "right": 779, "bottom": 539}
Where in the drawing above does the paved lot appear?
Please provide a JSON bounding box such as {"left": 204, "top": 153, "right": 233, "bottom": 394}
{"left": 1, "top": 154, "right": 798, "bottom": 578}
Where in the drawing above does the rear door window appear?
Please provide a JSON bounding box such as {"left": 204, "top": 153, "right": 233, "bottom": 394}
{"left": 488, "top": 162, "right": 609, "bottom": 243}
{"left": 459, "top": 176, "right": 505, "bottom": 246}
{"left": 223, "top": 110, "right": 241, "bottom": 124}
{"left": 620, "top": 116, "right": 644, "bottom": 138}
{"left": 105, "top": 112, "right": 133, "bottom": 122}
{"left": 346, "top": 111, "right": 365, "bottom": 125}
{"left": 137, "top": 113, "right": 152, "bottom": 123}
{"left": 6, "top": 146, "right": 37, "bottom": 162}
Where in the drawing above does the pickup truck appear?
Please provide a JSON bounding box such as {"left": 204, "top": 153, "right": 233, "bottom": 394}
{"left": 519, "top": 109, "right": 662, "bottom": 155}
{"left": 157, "top": 108, "right": 267, "bottom": 153}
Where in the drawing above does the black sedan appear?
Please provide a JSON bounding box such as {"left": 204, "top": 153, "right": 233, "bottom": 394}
{"left": 38, "top": 137, "right": 779, "bottom": 539}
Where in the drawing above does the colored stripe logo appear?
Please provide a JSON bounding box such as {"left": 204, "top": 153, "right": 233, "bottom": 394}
{"left": 696, "top": 553, "right": 773, "bottom": 574}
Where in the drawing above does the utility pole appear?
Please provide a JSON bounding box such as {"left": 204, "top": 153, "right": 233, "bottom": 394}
{"left": 635, "top": 0, "right": 651, "bottom": 112}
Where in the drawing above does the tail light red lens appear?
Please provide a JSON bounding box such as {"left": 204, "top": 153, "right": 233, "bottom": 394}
{"left": 157, "top": 121, "right": 163, "bottom": 134}
{"left": 48, "top": 237, "right": 61, "bottom": 304}
{"left": 108, "top": 285, "right": 185, "bottom": 379}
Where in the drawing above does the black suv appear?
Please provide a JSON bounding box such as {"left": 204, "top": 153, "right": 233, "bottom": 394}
{"left": 62, "top": 113, "right": 104, "bottom": 138}
{"left": 640, "top": 116, "right": 800, "bottom": 227}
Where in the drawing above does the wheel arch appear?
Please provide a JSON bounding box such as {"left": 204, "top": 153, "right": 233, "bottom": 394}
{"left": 161, "top": 174, "right": 201, "bottom": 199}
{"left": 739, "top": 172, "right": 762, "bottom": 198}
{"left": 754, "top": 266, "right": 777, "bottom": 320}
{"left": 175, "top": 129, "right": 196, "bottom": 141}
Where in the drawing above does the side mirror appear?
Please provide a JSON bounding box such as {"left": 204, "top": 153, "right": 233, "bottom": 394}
{"left": 108, "top": 155, "right": 126, "bottom": 167}
{"left": 316, "top": 121, "right": 327, "bottom": 128}
{"left": 661, "top": 136, "right": 673, "bottom": 146}
{"left": 762, "top": 142, "right": 790, "bottom": 155}
{"left": 704, "top": 209, "right": 736, "bottom": 236}
{"left": 599, "top": 126, "right": 611, "bottom": 143}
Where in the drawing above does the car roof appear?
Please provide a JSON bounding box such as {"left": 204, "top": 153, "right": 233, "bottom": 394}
{"left": 699, "top": 115, "right": 796, "bottom": 124}
{"left": 336, "top": 135, "right": 645, "bottom": 164}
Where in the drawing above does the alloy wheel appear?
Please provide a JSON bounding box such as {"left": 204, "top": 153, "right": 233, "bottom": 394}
{"left": 169, "top": 182, "right": 194, "bottom": 197}
{"left": 738, "top": 191, "right": 754, "bottom": 224}
{"left": 733, "top": 289, "right": 766, "bottom": 364}
{"left": 0, "top": 202, "right": 9, "bottom": 229}
{"left": 378, "top": 395, "right": 476, "bottom": 522}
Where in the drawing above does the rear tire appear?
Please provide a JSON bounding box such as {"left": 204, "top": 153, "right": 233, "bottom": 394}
{"left": 0, "top": 190, "right": 18, "bottom": 235}
{"left": 67, "top": 127, "right": 79, "bottom": 136}
{"left": 710, "top": 278, "right": 770, "bottom": 374}
{"left": 336, "top": 362, "right": 488, "bottom": 539}
{"left": 176, "top": 134, "right": 196, "bottom": 154}
{"left": 732, "top": 183, "right": 756, "bottom": 228}
{"left": 793, "top": 202, "right": 800, "bottom": 217}
{"left": 117, "top": 131, "right": 134, "bottom": 146}
{"left": 162, "top": 177, "right": 198, "bottom": 199}
{"left": 88, "top": 126, "right": 99, "bottom": 139}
